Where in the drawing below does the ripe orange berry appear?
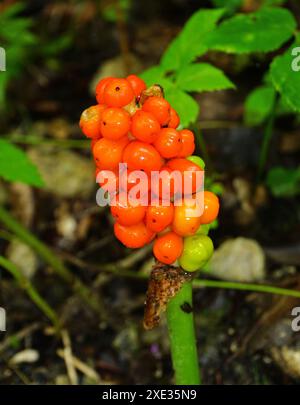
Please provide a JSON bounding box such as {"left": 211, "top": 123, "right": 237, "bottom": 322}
{"left": 110, "top": 193, "right": 146, "bottom": 226}
{"left": 95, "top": 77, "right": 114, "bottom": 104}
{"left": 145, "top": 203, "right": 174, "bottom": 233}
{"left": 123, "top": 141, "right": 164, "bottom": 173}
{"left": 131, "top": 110, "right": 160, "bottom": 143}
{"left": 153, "top": 232, "right": 183, "bottom": 265}
{"left": 178, "top": 129, "right": 195, "bottom": 158}
{"left": 114, "top": 222, "right": 154, "bottom": 248}
{"left": 100, "top": 107, "right": 131, "bottom": 140}
{"left": 151, "top": 166, "right": 182, "bottom": 201}
{"left": 91, "top": 135, "right": 102, "bottom": 150}
{"left": 200, "top": 191, "right": 220, "bottom": 224}
{"left": 154, "top": 128, "right": 181, "bottom": 159}
{"left": 168, "top": 108, "right": 180, "bottom": 129}
{"left": 167, "top": 158, "right": 203, "bottom": 194}
{"left": 96, "top": 168, "right": 119, "bottom": 195}
{"left": 93, "top": 136, "right": 129, "bottom": 170}
{"left": 79, "top": 104, "right": 106, "bottom": 138}
{"left": 119, "top": 169, "right": 150, "bottom": 192}
{"left": 142, "top": 96, "right": 171, "bottom": 126}
{"left": 126, "top": 75, "right": 146, "bottom": 97}
{"left": 172, "top": 197, "right": 202, "bottom": 236}
{"left": 103, "top": 78, "right": 135, "bottom": 107}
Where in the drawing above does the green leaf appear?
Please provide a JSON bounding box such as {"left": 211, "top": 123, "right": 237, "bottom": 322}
{"left": 0, "top": 139, "right": 44, "bottom": 187}
{"left": 156, "top": 78, "right": 199, "bottom": 126}
{"left": 139, "top": 66, "right": 165, "bottom": 87}
{"left": 176, "top": 63, "right": 235, "bottom": 92}
{"left": 161, "top": 8, "right": 225, "bottom": 71}
{"left": 244, "top": 85, "right": 276, "bottom": 125}
{"left": 164, "top": 87, "right": 200, "bottom": 127}
{"left": 206, "top": 7, "right": 296, "bottom": 53}
{"left": 266, "top": 166, "right": 300, "bottom": 197}
{"left": 211, "top": 0, "right": 242, "bottom": 15}
{"left": 270, "top": 39, "right": 300, "bottom": 112}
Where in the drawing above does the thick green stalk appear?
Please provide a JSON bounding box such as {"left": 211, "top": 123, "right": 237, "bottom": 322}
{"left": 0, "top": 206, "right": 105, "bottom": 318}
{"left": 166, "top": 281, "right": 201, "bottom": 385}
{"left": 0, "top": 255, "right": 59, "bottom": 328}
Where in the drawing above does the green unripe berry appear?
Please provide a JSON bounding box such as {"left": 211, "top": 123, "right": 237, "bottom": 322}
{"left": 187, "top": 155, "right": 205, "bottom": 170}
{"left": 179, "top": 234, "right": 214, "bottom": 272}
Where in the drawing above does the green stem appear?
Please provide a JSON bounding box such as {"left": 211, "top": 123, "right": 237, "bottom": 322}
{"left": 257, "top": 93, "right": 278, "bottom": 180}
{"left": 166, "top": 281, "right": 201, "bottom": 385}
{"left": 0, "top": 256, "right": 59, "bottom": 328}
{"left": 194, "top": 279, "right": 300, "bottom": 298}
{"left": 0, "top": 206, "right": 105, "bottom": 318}
{"left": 83, "top": 256, "right": 300, "bottom": 299}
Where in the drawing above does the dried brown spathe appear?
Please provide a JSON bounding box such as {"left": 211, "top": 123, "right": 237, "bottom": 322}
{"left": 143, "top": 263, "right": 193, "bottom": 330}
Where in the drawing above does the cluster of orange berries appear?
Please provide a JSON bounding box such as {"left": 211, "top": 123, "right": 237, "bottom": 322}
{"left": 80, "top": 75, "right": 219, "bottom": 271}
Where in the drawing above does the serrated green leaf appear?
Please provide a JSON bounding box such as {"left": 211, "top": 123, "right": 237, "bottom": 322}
{"left": 270, "top": 39, "right": 300, "bottom": 112}
{"left": 139, "top": 65, "right": 165, "bottom": 87}
{"left": 266, "top": 166, "right": 300, "bottom": 197}
{"left": 206, "top": 7, "right": 296, "bottom": 53}
{"left": 176, "top": 63, "right": 235, "bottom": 92}
{"left": 164, "top": 87, "right": 200, "bottom": 127}
{"left": 0, "top": 139, "right": 44, "bottom": 187}
{"left": 244, "top": 85, "right": 276, "bottom": 125}
{"left": 161, "top": 8, "right": 225, "bottom": 71}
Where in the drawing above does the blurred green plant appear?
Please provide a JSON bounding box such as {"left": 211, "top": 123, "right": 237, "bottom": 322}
{"left": 0, "top": 2, "right": 37, "bottom": 106}
{"left": 102, "top": 0, "right": 131, "bottom": 23}
{"left": 0, "top": 2, "right": 73, "bottom": 109}
{"left": 0, "top": 139, "right": 44, "bottom": 187}
{"left": 266, "top": 166, "right": 300, "bottom": 197}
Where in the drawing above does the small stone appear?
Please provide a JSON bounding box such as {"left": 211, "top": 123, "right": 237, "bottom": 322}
{"left": 271, "top": 346, "right": 300, "bottom": 379}
{"left": 27, "top": 147, "right": 95, "bottom": 198}
{"left": 10, "top": 349, "right": 39, "bottom": 365}
{"left": 208, "top": 237, "right": 266, "bottom": 282}
{"left": 6, "top": 239, "right": 38, "bottom": 279}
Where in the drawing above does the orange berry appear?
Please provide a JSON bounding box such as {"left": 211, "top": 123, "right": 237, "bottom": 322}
{"left": 119, "top": 170, "right": 150, "bottom": 192}
{"left": 131, "top": 110, "right": 160, "bottom": 143}
{"left": 93, "top": 136, "right": 129, "bottom": 170}
{"left": 142, "top": 96, "right": 171, "bottom": 126}
{"left": 96, "top": 168, "right": 119, "bottom": 195}
{"left": 168, "top": 108, "right": 180, "bottom": 129}
{"left": 123, "top": 141, "right": 164, "bottom": 173}
{"left": 95, "top": 77, "right": 114, "bottom": 104}
{"left": 154, "top": 128, "right": 182, "bottom": 159}
{"left": 91, "top": 135, "right": 102, "bottom": 150}
{"left": 79, "top": 104, "right": 106, "bottom": 138}
{"left": 100, "top": 107, "right": 131, "bottom": 140}
{"left": 200, "top": 191, "right": 220, "bottom": 224}
{"left": 178, "top": 129, "right": 195, "bottom": 158}
{"left": 151, "top": 166, "right": 181, "bottom": 200}
{"left": 103, "top": 78, "right": 135, "bottom": 107}
{"left": 153, "top": 232, "right": 183, "bottom": 264}
{"left": 146, "top": 203, "right": 174, "bottom": 233}
{"left": 167, "top": 158, "right": 203, "bottom": 194}
{"left": 114, "top": 222, "right": 154, "bottom": 248}
{"left": 126, "top": 75, "right": 146, "bottom": 97}
{"left": 172, "top": 197, "right": 202, "bottom": 236}
{"left": 110, "top": 193, "right": 146, "bottom": 226}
